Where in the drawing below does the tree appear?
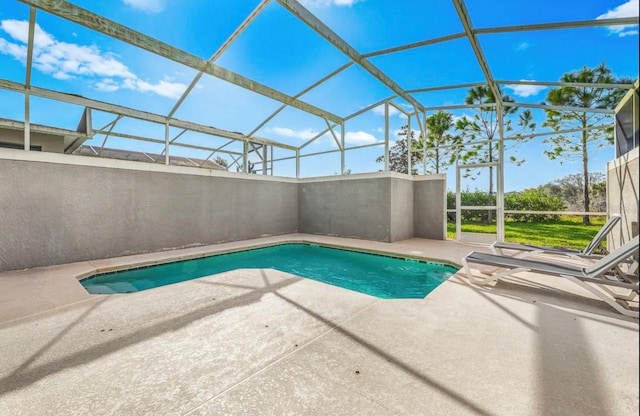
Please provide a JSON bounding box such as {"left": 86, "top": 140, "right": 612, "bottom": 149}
{"left": 543, "top": 62, "right": 631, "bottom": 224}
{"left": 539, "top": 172, "right": 607, "bottom": 213}
{"left": 455, "top": 86, "right": 535, "bottom": 223}
{"left": 424, "top": 110, "right": 459, "bottom": 174}
{"left": 376, "top": 125, "right": 422, "bottom": 174}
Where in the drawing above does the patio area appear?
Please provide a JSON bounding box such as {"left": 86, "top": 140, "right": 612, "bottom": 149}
{"left": 1, "top": 235, "right": 637, "bottom": 415}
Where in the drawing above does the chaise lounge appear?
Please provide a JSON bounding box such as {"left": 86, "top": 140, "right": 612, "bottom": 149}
{"left": 463, "top": 235, "right": 639, "bottom": 317}
{"left": 491, "top": 214, "right": 621, "bottom": 259}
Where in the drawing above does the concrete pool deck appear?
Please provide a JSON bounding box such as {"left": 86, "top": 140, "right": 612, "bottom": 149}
{"left": 0, "top": 234, "right": 638, "bottom": 415}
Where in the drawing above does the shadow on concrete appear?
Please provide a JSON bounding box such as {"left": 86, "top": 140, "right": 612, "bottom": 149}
{"left": 446, "top": 274, "right": 630, "bottom": 415}
{"left": 536, "top": 304, "right": 611, "bottom": 416}
{"left": 4, "top": 297, "right": 108, "bottom": 378}
{"left": 0, "top": 275, "right": 299, "bottom": 396}
{"left": 194, "top": 278, "right": 259, "bottom": 291}
{"left": 273, "top": 291, "right": 495, "bottom": 416}
{"left": 447, "top": 274, "right": 639, "bottom": 325}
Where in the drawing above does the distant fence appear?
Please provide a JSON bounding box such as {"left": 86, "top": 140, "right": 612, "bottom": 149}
{"left": 446, "top": 209, "right": 607, "bottom": 216}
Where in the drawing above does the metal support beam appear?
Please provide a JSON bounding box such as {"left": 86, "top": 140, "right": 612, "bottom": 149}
{"left": 164, "top": 123, "right": 170, "bottom": 165}
{"left": 263, "top": 144, "right": 268, "bottom": 174}
{"left": 295, "top": 149, "right": 300, "bottom": 178}
{"left": 243, "top": 141, "right": 249, "bottom": 173}
{"left": 270, "top": 146, "right": 274, "bottom": 176}
{"left": 503, "top": 124, "right": 612, "bottom": 141}
{"left": 344, "top": 95, "right": 397, "bottom": 121}
{"left": 0, "top": 79, "right": 297, "bottom": 150}
{"left": 20, "top": 0, "right": 342, "bottom": 124}
{"left": 199, "top": 140, "right": 235, "bottom": 167}
{"left": 340, "top": 122, "right": 345, "bottom": 174}
{"left": 276, "top": 0, "right": 425, "bottom": 113}
{"left": 406, "top": 82, "right": 486, "bottom": 94}
{"left": 497, "top": 104, "right": 505, "bottom": 242}
{"left": 299, "top": 141, "right": 382, "bottom": 159}
{"left": 452, "top": 0, "right": 502, "bottom": 107}
{"left": 414, "top": 111, "right": 426, "bottom": 174}
{"left": 422, "top": 103, "right": 497, "bottom": 111}
{"left": 422, "top": 111, "right": 427, "bottom": 174}
{"left": 503, "top": 101, "right": 615, "bottom": 114}
{"left": 93, "top": 129, "right": 243, "bottom": 156}
{"left": 362, "top": 32, "right": 466, "bottom": 58}
{"left": 167, "top": 0, "right": 270, "bottom": 118}
{"left": 384, "top": 101, "right": 389, "bottom": 172}
{"left": 154, "top": 129, "right": 187, "bottom": 162}
{"left": 407, "top": 115, "right": 412, "bottom": 175}
{"left": 325, "top": 119, "right": 342, "bottom": 150}
{"left": 97, "top": 115, "right": 122, "bottom": 155}
{"left": 88, "top": 115, "right": 120, "bottom": 140}
{"left": 299, "top": 125, "right": 334, "bottom": 149}
{"left": 24, "top": 7, "right": 36, "bottom": 150}
{"left": 248, "top": 62, "right": 353, "bottom": 137}
{"left": 495, "top": 79, "right": 635, "bottom": 90}
{"left": 475, "top": 17, "right": 640, "bottom": 35}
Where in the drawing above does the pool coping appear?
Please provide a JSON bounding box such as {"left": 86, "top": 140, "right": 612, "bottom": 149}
{"left": 0, "top": 234, "right": 489, "bottom": 325}
{"left": 78, "top": 239, "right": 462, "bottom": 283}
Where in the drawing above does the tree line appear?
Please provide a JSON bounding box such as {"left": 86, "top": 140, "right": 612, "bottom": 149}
{"left": 378, "top": 63, "right": 631, "bottom": 225}
{"left": 448, "top": 172, "right": 607, "bottom": 223}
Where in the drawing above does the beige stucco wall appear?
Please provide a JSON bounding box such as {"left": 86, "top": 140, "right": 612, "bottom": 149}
{"left": 607, "top": 146, "right": 639, "bottom": 250}
{"left": 0, "top": 129, "right": 65, "bottom": 153}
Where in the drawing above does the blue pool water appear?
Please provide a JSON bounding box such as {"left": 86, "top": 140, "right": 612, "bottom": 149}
{"left": 81, "top": 244, "right": 458, "bottom": 298}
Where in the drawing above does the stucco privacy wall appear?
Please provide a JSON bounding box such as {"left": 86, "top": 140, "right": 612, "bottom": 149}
{"left": 298, "top": 174, "right": 446, "bottom": 243}
{"left": 607, "top": 146, "right": 639, "bottom": 251}
{"left": 0, "top": 150, "right": 299, "bottom": 272}
{"left": 0, "top": 150, "right": 447, "bottom": 271}
{"left": 390, "top": 178, "right": 414, "bottom": 242}
{"left": 299, "top": 177, "right": 393, "bottom": 242}
{"left": 413, "top": 175, "right": 447, "bottom": 240}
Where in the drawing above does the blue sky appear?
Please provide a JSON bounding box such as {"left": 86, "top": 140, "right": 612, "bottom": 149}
{"left": 0, "top": 0, "right": 638, "bottom": 190}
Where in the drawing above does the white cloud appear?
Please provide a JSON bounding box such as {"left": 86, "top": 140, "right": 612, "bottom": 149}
{"left": 267, "top": 127, "right": 320, "bottom": 140}
{"left": 515, "top": 41, "right": 529, "bottom": 51}
{"left": 0, "top": 19, "right": 186, "bottom": 99}
{"left": 344, "top": 131, "right": 378, "bottom": 145}
{"left": 372, "top": 104, "right": 400, "bottom": 117}
{"left": 619, "top": 29, "right": 639, "bottom": 36}
{"left": 122, "top": 0, "right": 166, "bottom": 13}
{"left": 505, "top": 81, "right": 547, "bottom": 98}
{"left": 95, "top": 79, "right": 120, "bottom": 92}
{"left": 596, "top": 0, "right": 639, "bottom": 37}
{"left": 122, "top": 78, "right": 187, "bottom": 99}
{"left": 1, "top": 19, "right": 53, "bottom": 47}
{"left": 301, "top": 0, "right": 362, "bottom": 7}
{"left": 0, "top": 37, "right": 26, "bottom": 60}
{"left": 267, "top": 127, "right": 380, "bottom": 148}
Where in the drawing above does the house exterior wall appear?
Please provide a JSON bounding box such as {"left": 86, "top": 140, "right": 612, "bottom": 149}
{"left": 607, "top": 146, "right": 639, "bottom": 251}
{"left": 0, "top": 130, "right": 65, "bottom": 153}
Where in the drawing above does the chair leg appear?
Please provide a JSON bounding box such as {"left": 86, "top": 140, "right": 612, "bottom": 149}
{"left": 463, "top": 258, "right": 528, "bottom": 286}
{"left": 563, "top": 275, "right": 639, "bottom": 318}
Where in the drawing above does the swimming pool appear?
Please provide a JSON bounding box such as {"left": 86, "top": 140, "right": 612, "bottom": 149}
{"left": 81, "top": 243, "right": 458, "bottom": 299}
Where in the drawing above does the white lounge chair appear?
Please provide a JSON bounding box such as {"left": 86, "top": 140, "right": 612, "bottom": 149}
{"left": 491, "top": 214, "right": 621, "bottom": 259}
{"left": 463, "top": 236, "right": 639, "bottom": 318}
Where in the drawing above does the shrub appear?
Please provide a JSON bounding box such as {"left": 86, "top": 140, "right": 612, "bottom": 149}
{"left": 448, "top": 189, "right": 565, "bottom": 223}
{"left": 505, "top": 188, "right": 565, "bottom": 222}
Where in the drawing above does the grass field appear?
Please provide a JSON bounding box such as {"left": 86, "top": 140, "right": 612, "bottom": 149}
{"left": 446, "top": 216, "right": 607, "bottom": 250}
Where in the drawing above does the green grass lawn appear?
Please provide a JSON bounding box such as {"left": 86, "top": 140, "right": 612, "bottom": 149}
{"left": 446, "top": 216, "right": 606, "bottom": 250}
